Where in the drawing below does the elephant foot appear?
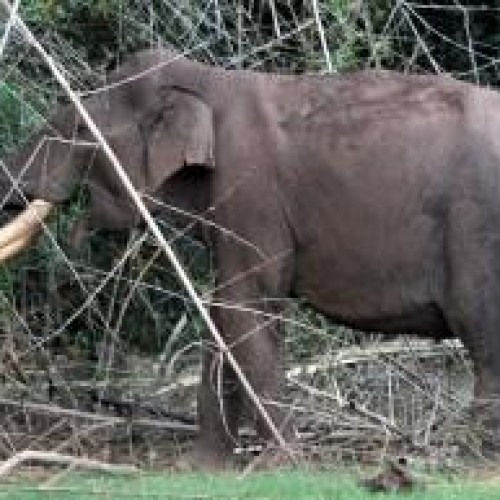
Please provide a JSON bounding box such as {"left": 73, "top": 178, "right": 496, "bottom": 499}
{"left": 187, "top": 440, "right": 296, "bottom": 471}
{"left": 240, "top": 444, "right": 298, "bottom": 472}
{"left": 173, "top": 450, "right": 235, "bottom": 472}
{"left": 188, "top": 439, "right": 238, "bottom": 471}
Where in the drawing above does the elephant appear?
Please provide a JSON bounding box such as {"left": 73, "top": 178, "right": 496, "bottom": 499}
{"left": 2, "top": 47, "right": 500, "bottom": 467}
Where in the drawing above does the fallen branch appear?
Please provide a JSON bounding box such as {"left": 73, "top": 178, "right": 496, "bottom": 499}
{"left": 0, "top": 450, "right": 136, "bottom": 478}
{"left": 0, "top": 397, "right": 198, "bottom": 433}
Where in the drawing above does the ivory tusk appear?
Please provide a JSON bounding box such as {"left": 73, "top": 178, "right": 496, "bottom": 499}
{"left": 0, "top": 233, "right": 36, "bottom": 262}
{"left": 0, "top": 199, "right": 53, "bottom": 250}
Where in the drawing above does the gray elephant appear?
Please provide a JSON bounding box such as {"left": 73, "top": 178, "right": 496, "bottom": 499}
{"left": 2, "top": 47, "right": 500, "bottom": 466}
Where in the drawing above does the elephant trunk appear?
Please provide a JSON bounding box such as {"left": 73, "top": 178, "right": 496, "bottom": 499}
{"left": 0, "top": 199, "right": 53, "bottom": 261}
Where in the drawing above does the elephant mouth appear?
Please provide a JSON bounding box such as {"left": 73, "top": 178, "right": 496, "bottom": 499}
{"left": 0, "top": 199, "right": 53, "bottom": 261}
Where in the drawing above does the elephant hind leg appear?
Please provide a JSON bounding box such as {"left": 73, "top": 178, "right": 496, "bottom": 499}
{"left": 443, "top": 204, "right": 500, "bottom": 456}
{"left": 450, "top": 318, "right": 500, "bottom": 458}
{"left": 444, "top": 262, "right": 500, "bottom": 455}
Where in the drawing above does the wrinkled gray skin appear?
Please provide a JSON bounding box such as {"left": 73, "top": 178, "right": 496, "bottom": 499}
{"left": 5, "top": 48, "right": 500, "bottom": 466}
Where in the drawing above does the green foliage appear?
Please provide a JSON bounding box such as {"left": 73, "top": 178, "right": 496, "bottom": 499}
{"left": 325, "top": 0, "right": 365, "bottom": 71}
{"left": 0, "top": 82, "right": 45, "bottom": 155}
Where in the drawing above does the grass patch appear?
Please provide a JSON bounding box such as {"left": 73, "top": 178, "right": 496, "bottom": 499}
{"left": 2, "top": 470, "right": 500, "bottom": 499}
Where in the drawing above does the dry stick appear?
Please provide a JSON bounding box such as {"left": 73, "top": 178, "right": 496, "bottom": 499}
{"left": 22, "top": 418, "right": 69, "bottom": 455}
{"left": 1, "top": 1, "right": 291, "bottom": 461}
{"left": 268, "top": 0, "right": 281, "bottom": 39}
{"left": 0, "top": 397, "right": 198, "bottom": 432}
{"left": 310, "top": 0, "right": 333, "bottom": 72}
{"left": 460, "top": 6, "right": 479, "bottom": 84}
{"left": 0, "top": 450, "right": 136, "bottom": 478}
{"left": 0, "top": 0, "right": 19, "bottom": 57}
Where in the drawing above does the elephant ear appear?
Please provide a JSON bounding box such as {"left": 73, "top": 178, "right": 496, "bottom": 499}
{"left": 145, "top": 88, "right": 214, "bottom": 193}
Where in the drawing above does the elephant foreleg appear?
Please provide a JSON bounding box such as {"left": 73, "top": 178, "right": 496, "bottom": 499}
{"left": 195, "top": 233, "right": 294, "bottom": 466}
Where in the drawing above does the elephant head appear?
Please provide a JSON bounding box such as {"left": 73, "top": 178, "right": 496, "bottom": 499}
{"left": 0, "top": 48, "right": 215, "bottom": 259}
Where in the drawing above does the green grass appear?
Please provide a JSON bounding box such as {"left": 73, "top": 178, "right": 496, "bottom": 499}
{"left": 2, "top": 470, "right": 500, "bottom": 499}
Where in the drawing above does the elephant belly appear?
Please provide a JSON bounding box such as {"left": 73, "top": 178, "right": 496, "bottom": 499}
{"left": 325, "top": 303, "right": 450, "bottom": 337}
{"left": 299, "top": 282, "right": 450, "bottom": 337}
{"left": 293, "top": 246, "right": 449, "bottom": 337}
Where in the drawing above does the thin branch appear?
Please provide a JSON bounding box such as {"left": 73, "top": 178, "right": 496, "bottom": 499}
{"left": 0, "top": 397, "right": 198, "bottom": 432}
{"left": 0, "top": 450, "right": 136, "bottom": 478}
{"left": 460, "top": 5, "right": 479, "bottom": 84}
{"left": 398, "top": 0, "right": 442, "bottom": 74}
{"left": 310, "top": 0, "right": 333, "bottom": 72}
{"left": 268, "top": 0, "right": 281, "bottom": 39}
